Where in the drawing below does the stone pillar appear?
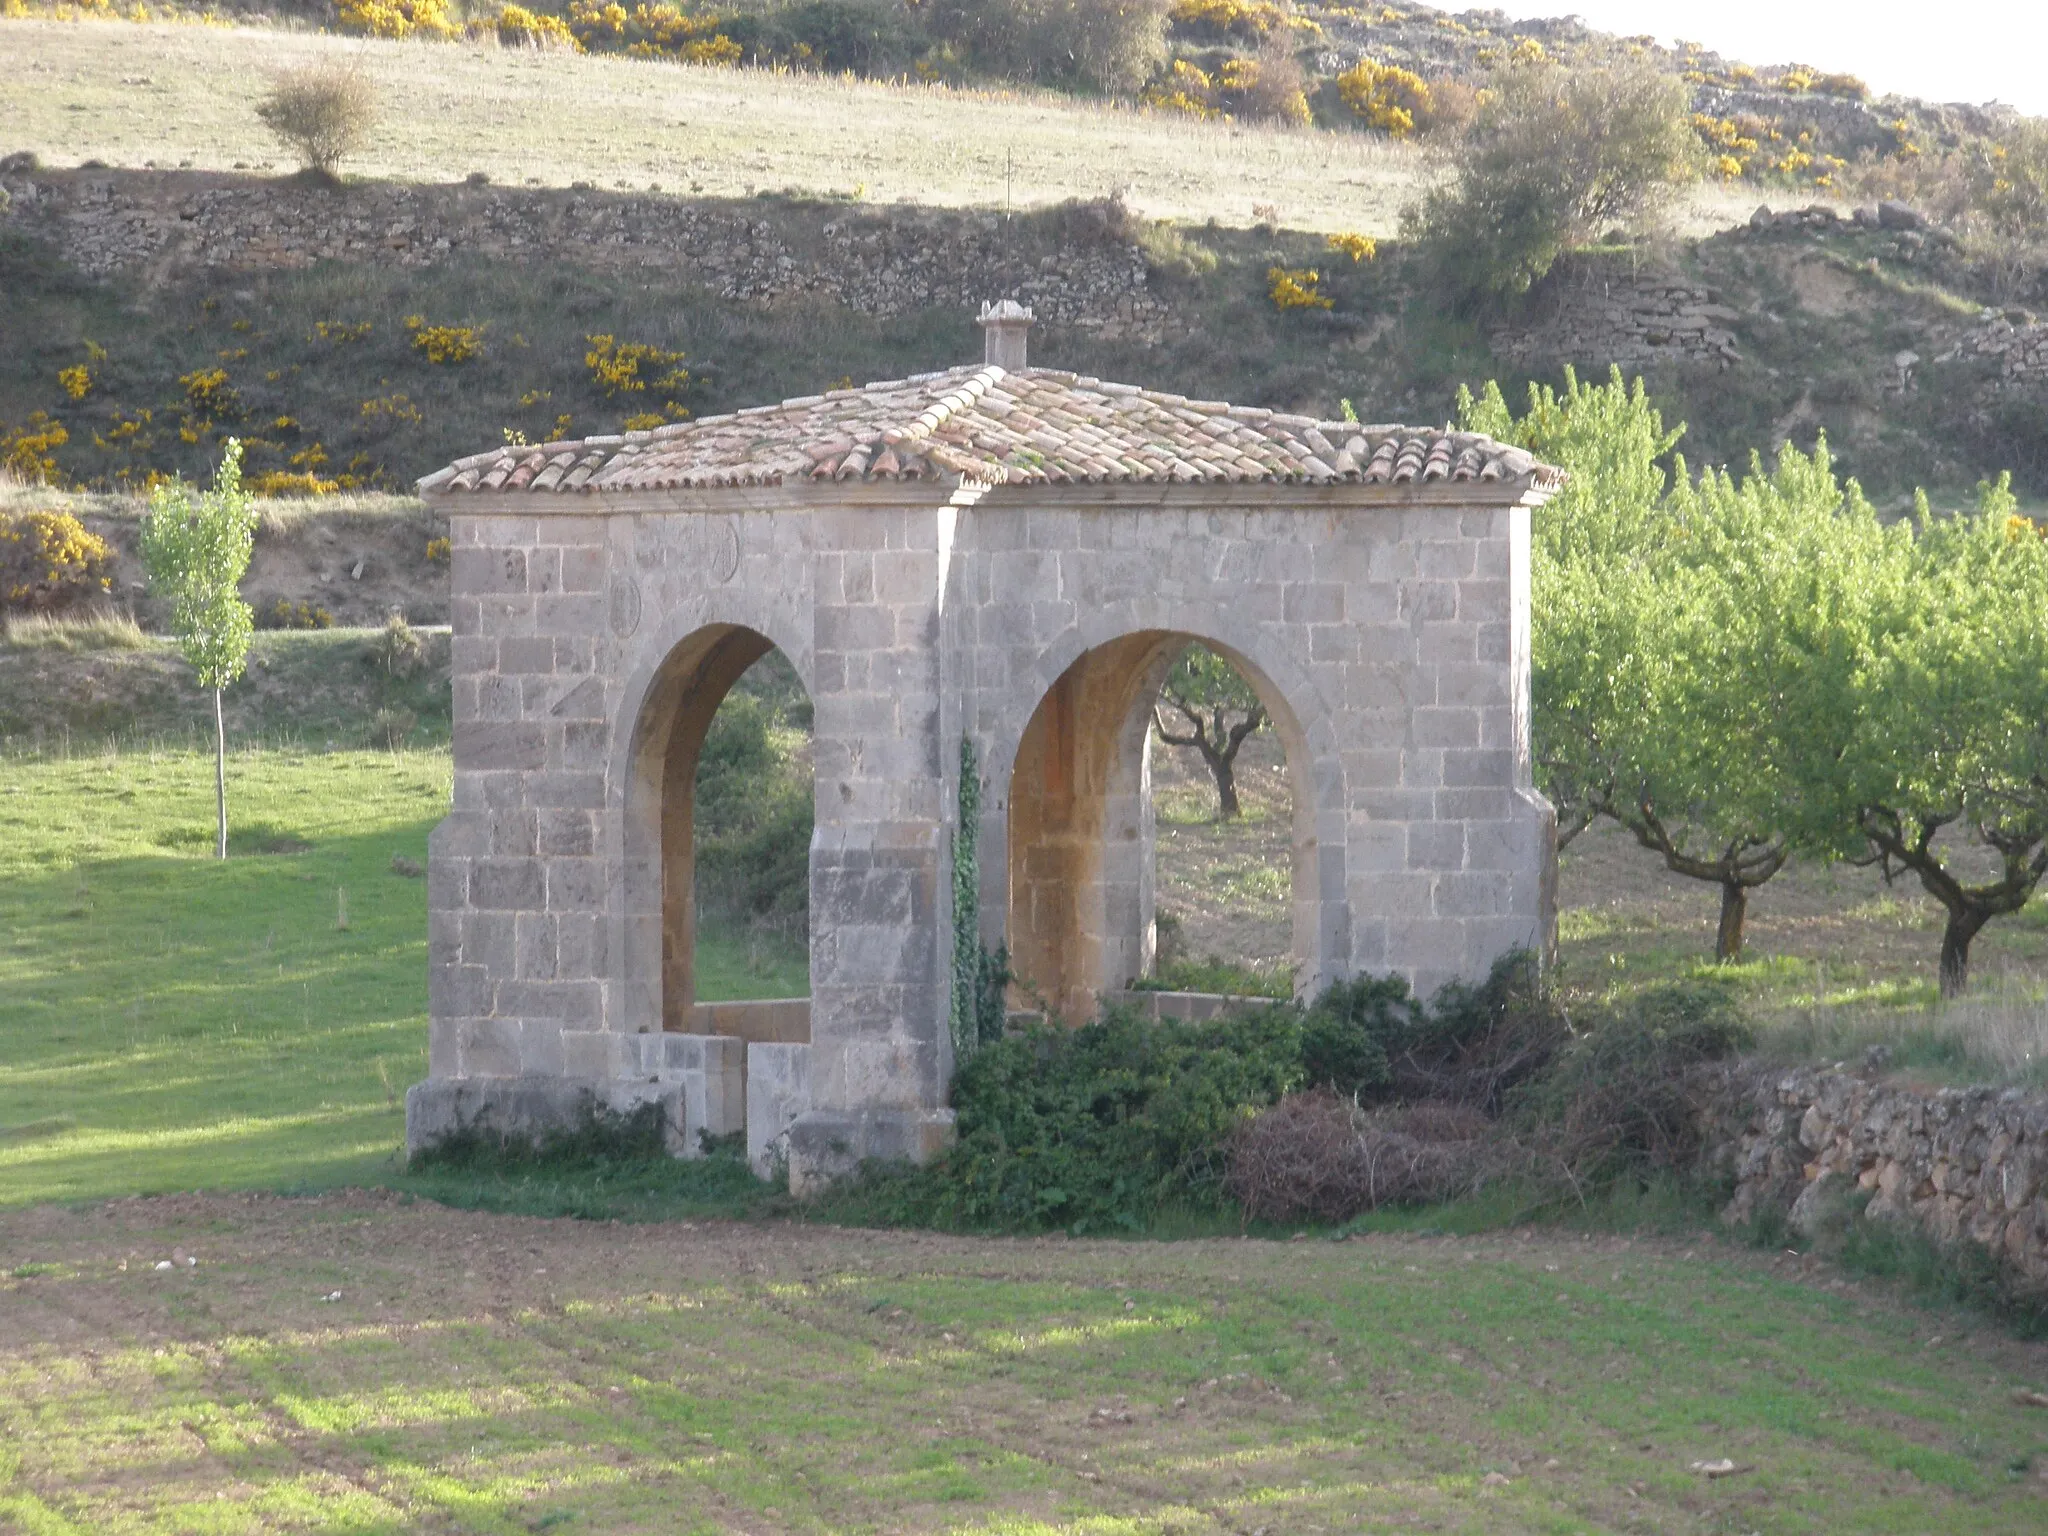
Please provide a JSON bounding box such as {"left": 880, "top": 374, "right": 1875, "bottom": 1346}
{"left": 783, "top": 504, "right": 956, "bottom": 1193}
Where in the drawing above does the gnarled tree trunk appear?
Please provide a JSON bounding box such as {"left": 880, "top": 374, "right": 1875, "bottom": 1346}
{"left": 1154, "top": 698, "right": 1265, "bottom": 821}
{"left": 1611, "top": 799, "right": 1789, "bottom": 962}
{"left": 1857, "top": 805, "right": 2047, "bottom": 1000}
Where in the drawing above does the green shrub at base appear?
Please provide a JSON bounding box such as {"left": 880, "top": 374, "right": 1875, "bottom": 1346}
{"left": 847, "top": 952, "right": 1566, "bottom": 1234}
{"left": 910, "top": 1004, "right": 1304, "bottom": 1232}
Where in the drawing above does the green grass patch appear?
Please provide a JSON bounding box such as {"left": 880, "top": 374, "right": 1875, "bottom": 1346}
{"left": 6, "top": 1195, "right": 2048, "bottom": 1532}
{"left": 0, "top": 743, "right": 808, "bottom": 1208}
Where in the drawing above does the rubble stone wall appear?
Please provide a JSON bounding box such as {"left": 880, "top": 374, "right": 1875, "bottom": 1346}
{"left": 1937, "top": 310, "right": 2048, "bottom": 387}
{"left": 0, "top": 165, "right": 1175, "bottom": 342}
{"left": 1706, "top": 1064, "right": 2048, "bottom": 1290}
{"left": 1488, "top": 259, "right": 1742, "bottom": 372}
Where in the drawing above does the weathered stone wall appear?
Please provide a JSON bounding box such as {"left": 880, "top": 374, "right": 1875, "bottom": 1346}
{"left": 1936, "top": 309, "right": 2048, "bottom": 387}
{"left": 1706, "top": 1064, "right": 2048, "bottom": 1290}
{"left": 419, "top": 476, "right": 1554, "bottom": 1189}
{"left": 0, "top": 166, "right": 1173, "bottom": 341}
{"left": 1488, "top": 259, "right": 1742, "bottom": 372}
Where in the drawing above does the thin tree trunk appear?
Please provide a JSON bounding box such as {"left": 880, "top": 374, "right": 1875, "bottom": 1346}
{"left": 1938, "top": 906, "right": 1988, "bottom": 999}
{"left": 1715, "top": 879, "right": 1747, "bottom": 962}
{"left": 214, "top": 685, "right": 227, "bottom": 860}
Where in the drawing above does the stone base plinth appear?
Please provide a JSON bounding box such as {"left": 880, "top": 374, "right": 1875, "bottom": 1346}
{"left": 407, "top": 1032, "right": 745, "bottom": 1165}
{"left": 404, "top": 1074, "right": 690, "bottom": 1163}
{"left": 746, "top": 1043, "right": 812, "bottom": 1180}
{"left": 783, "top": 1107, "right": 957, "bottom": 1196}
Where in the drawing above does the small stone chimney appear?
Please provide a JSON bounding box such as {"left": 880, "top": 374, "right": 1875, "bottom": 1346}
{"left": 979, "top": 299, "right": 1034, "bottom": 370}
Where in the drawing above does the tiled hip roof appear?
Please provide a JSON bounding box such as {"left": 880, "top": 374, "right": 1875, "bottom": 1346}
{"left": 417, "top": 366, "right": 1561, "bottom": 497}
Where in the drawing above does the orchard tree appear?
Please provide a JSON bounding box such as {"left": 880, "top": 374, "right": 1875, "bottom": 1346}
{"left": 1462, "top": 370, "right": 1830, "bottom": 960}
{"left": 1650, "top": 437, "right": 1895, "bottom": 960}
{"left": 1153, "top": 643, "right": 1265, "bottom": 820}
{"left": 1460, "top": 367, "right": 1680, "bottom": 850}
{"left": 141, "top": 440, "right": 257, "bottom": 859}
{"left": 1824, "top": 477, "right": 2048, "bottom": 996}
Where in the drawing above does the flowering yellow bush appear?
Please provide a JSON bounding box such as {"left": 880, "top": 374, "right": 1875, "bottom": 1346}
{"left": 567, "top": 1, "right": 742, "bottom": 64}
{"left": 405, "top": 317, "right": 485, "bottom": 364}
{"left": 250, "top": 471, "right": 339, "bottom": 496}
{"left": 0, "top": 508, "right": 111, "bottom": 609}
{"left": 337, "top": 0, "right": 455, "bottom": 40}
{"left": 1325, "top": 231, "right": 1376, "bottom": 263}
{"left": 1141, "top": 59, "right": 1219, "bottom": 118}
{"left": 1170, "top": 0, "right": 1291, "bottom": 39}
{"left": 361, "top": 392, "right": 424, "bottom": 426}
{"left": 180, "top": 366, "right": 237, "bottom": 415}
{"left": 425, "top": 535, "right": 452, "bottom": 564}
{"left": 314, "top": 320, "right": 373, "bottom": 344}
{"left": 1336, "top": 57, "right": 1431, "bottom": 137}
{"left": 497, "top": 3, "right": 580, "bottom": 48}
{"left": 58, "top": 365, "right": 93, "bottom": 401}
{"left": 1267, "top": 266, "right": 1331, "bottom": 310}
{"left": 585, "top": 334, "right": 691, "bottom": 398}
{"left": 263, "top": 597, "right": 337, "bottom": 627}
{"left": 1, "top": 413, "right": 70, "bottom": 485}
{"left": 94, "top": 407, "right": 154, "bottom": 454}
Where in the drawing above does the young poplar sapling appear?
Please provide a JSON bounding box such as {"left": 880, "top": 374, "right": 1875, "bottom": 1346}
{"left": 140, "top": 440, "right": 257, "bottom": 859}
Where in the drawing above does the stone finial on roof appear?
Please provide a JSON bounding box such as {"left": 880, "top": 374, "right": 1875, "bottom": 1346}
{"left": 979, "top": 299, "right": 1033, "bottom": 370}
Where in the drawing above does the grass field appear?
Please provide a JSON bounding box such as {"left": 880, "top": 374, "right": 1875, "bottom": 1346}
{"left": 0, "top": 742, "right": 800, "bottom": 1208}
{"left": 5, "top": 743, "right": 2048, "bottom": 1530}
{"left": 5, "top": 1193, "right": 2048, "bottom": 1532}
{"left": 4, "top": 20, "right": 1763, "bottom": 236}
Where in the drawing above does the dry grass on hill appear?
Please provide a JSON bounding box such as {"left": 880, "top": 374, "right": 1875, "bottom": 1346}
{"left": 8, "top": 19, "right": 1761, "bottom": 235}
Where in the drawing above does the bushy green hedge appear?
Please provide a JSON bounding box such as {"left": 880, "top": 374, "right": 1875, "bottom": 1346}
{"left": 851, "top": 953, "right": 1565, "bottom": 1233}
{"left": 829, "top": 955, "right": 1772, "bottom": 1234}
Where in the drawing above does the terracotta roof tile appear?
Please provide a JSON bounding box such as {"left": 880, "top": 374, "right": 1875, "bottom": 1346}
{"left": 417, "top": 366, "right": 1560, "bottom": 497}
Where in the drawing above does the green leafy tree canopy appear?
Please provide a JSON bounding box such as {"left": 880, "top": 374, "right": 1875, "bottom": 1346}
{"left": 141, "top": 439, "right": 257, "bottom": 858}
{"left": 1406, "top": 57, "right": 1702, "bottom": 308}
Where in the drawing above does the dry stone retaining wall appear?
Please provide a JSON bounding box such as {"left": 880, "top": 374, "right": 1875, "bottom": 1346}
{"left": 1936, "top": 310, "right": 2048, "bottom": 388}
{"left": 1488, "top": 261, "right": 1742, "bottom": 373}
{"left": 0, "top": 167, "right": 1174, "bottom": 341}
{"left": 1707, "top": 1063, "right": 2048, "bottom": 1290}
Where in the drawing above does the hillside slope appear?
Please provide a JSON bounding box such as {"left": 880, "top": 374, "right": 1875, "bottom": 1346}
{"left": 5, "top": 155, "right": 2044, "bottom": 506}
{"left": 4, "top": 18, "right": 1765, "bottom": 235}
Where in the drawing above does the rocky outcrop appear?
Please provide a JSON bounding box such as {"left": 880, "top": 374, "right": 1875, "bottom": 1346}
{"left": 0, "top": 166, "right": 1175, "bottom": 341}
{"left": 1706, "top": 1064, "right": 2048, "bottom": 1290}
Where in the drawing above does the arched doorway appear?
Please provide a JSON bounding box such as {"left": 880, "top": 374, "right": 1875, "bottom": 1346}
{"left": 1147, "top": 641, "right": 1295, "bottom": 992}
{"left": 1002, "top": 630, "right": 1324, "bottom": 1023}
{"left": 621, "top": 623, "right": 814, "bottom": 1034}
